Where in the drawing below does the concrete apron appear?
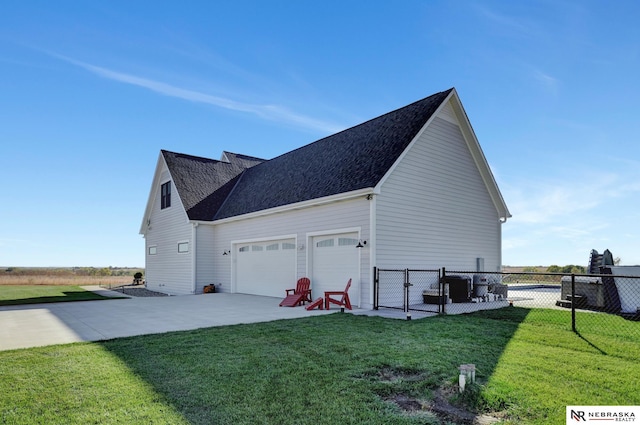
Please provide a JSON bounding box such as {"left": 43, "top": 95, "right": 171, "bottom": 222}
{"left": 0, "top": 291, "right": 334, "bottom": 351}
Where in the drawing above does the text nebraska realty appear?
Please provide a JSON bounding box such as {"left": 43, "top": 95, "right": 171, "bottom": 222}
{"left": 571, "top": 409, "right": 636, "bottom": 421}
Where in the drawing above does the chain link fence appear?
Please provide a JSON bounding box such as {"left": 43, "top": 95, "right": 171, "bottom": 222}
{"left": 374, "top": 267, "right": 640, "bottom": 336}
{"left": 374, "top": 268, "right": 442, "bottom": 314}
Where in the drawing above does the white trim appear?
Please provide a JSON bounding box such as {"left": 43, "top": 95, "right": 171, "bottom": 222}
{"left": 497, "top": 221, "right": 502, "bottom": 271}
{"left": 231, "top": 233, "right": 298, "bottom": 246}
{"left": 305, "top": 227, "right": 361, "bottom": 239}
{"left": 139, "top": 153, "right": 192, "bottom": 234}
{"left": 374, "top": 91, "right": 455, "bottom": 193}
{"left": 139, "top": 152, "right": 167, "bottom": 234}
{"left": 191, "top": 223, "right": 197, "bottom": 294}
{"left": 369, "top": 194, "right": 377, "bottom": 306}
{"left": 448, "top": 90, "right": 511, "bottom": 221}
{"left": 211, "top": 188, "right": 374, "bottom": 225}
{"left": 438, "top": 102, "right": 458, "bottom": 125}
{"left": 373, "top": 88, "right": 510, "bottom": 222}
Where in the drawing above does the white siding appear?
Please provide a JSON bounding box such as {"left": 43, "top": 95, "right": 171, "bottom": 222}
{"left": 376, "top": 111, "right": 501, "bottom": 273}
{"left": 195, "top": 224, "right": 216, "bottom": 289}
{"left": 206, "top": 197, "right": 372, "bottom": 307}
{"left": 437, "top": 102, "right": 458, "bottom": 125}
{"left": 144, "top": 168, "right": 193, "bottom": 295}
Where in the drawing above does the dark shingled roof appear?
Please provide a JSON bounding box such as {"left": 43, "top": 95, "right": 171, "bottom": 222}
{"left": 164, "top": 89, "right": 452, "bottom": 221}
{"left": 162, "top": 151, "right": 265, "bottom": 221}
{"left": 214, "top": 89, "right": 452, "bottom": 220}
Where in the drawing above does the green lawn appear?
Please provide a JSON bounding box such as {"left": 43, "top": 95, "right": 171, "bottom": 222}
{"left": 0, "top": 285, "right": 121, "bottom": 306}
{"left": 0, "top": 307, "right": 638, "bottom": 424}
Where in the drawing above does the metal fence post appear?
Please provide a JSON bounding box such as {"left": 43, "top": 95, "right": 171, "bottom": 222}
{"left": 405, "top": 269, "right": 413, "bottom": 320}
{"left": 373, "top": 267, "right": 378, "bottom": 310}
{"left": 571, "top": 273, "right": 576, "bottom": 332}
{"left": 441, "top": 267, "right": 446, "bottom": 315}
{"left": 404, "top": 269, "right": 410, "bottom": 319}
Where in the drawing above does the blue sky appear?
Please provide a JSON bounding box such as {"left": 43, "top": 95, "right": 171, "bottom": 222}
{"left": 1, "top": 1, "right": 639, "bottom": 268}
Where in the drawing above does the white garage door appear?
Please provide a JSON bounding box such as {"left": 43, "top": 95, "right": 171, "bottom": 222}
{"left": 235, "top": 239, "right": 296, "bottom": 297}
{"left": 311, "top": 232, "right": 360, "bottom": 307}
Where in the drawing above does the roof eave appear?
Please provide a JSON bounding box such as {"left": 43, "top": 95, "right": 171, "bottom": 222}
{"left": 139, "top": 152, "right": 168, "bottom": 235}
{"left": 448, "top": 89, "right": 511, "bottom": 222}
{"left": 209, "top": 187, "right": 375, "bottom": 225}
{"left": 374, "top": 89, "right": 454, "bottom": 193}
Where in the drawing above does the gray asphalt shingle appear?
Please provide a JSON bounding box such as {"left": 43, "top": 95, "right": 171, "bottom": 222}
{"left": 163, "top": 89, "right": 452, "bottom": 221}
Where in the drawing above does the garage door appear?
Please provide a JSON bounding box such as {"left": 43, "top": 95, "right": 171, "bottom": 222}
{"left": 235, "top": 239, "right": 296, "bottom": 297}
{"left": 311, "top": 232, "right": 360, "bottom": 307}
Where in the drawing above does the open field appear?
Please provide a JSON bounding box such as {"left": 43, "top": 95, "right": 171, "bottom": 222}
{"left": 0, "top": 274, "right": 133, "bottom": 287}
{"left": 1, "top": 307, "right": 638, "bottom": 425}
{"left": 0, "top": 267, "right": 143, "bottom": 287}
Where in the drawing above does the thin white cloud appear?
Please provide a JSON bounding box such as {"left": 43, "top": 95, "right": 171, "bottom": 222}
{"left": 508, "top": 185, "right": 599, "bottom": 225}
{"left": 532, "top": 69, "right": 559, "bottom": 93}
{"left": 503, "top": 158, "right": 640, "bottom": 263}
{"left": 504, "top": 171, "right": 623, "bottom": 225}
{"left": 52, "top": 54, "right": 344, "bottom": 134}
{"left": 474, "top": 4, "right": 542, "bottom": 38}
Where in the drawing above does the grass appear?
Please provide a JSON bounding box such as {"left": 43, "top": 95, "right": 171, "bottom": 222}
{"left": 0, "top": 307, "right": 638, "bottom": 424}
{"left": 0, "top": 285, "right": 122, "bottom": 306}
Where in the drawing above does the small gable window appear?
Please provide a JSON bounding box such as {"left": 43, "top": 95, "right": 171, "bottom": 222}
{"left": 161, "top": 181, "right": 171, "bottom": 209}
{"left": 178, "top": 241, "right": 189, "bottom": 253}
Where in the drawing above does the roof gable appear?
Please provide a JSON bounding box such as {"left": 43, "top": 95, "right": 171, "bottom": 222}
{"left": 214, "top": 89, "right": 453, "bottom": 220}
{"left": 141, "top": 87, "right": 510, "bottom": 231}
{"left": 162, "top": 150, "right": 264, "bottom": 221}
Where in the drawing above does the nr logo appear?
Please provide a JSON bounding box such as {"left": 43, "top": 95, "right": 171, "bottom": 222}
{"left": 571, "top": 410, "right": 586, "bottom": 421}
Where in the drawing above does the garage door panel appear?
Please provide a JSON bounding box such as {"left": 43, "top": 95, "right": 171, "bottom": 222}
{"left": 312, "top": 233, "right": 359, "bottom": 306}
{"left": 236, "top": 239, "right": 296, "bottom": 297}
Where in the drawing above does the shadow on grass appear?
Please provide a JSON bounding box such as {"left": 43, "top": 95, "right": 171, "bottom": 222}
{"left": 0, "top": 290, "right": 121, "bottom": 306}
{"left": 99, "top": 306, "right": 533, "bottom": 424}
{"left": 575, "top": 331, "right": 608, "bottom": 355}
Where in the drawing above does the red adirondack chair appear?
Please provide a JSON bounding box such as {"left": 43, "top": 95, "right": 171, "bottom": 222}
{"left": 279, "top": 277, "right": 312, "bottom": 307}
{"left": 324, "top": 278, "right": 352, "bottom": 310}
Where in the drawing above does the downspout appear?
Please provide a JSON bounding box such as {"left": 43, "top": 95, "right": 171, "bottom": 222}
{"left": 369, "top": 193, "right": 377, "bottom": 306}
{"left": 191, "top": 222, "right": 198, "bottom": 294}
{"left": 498, "top": 216, "right": 507, "bottom": 272}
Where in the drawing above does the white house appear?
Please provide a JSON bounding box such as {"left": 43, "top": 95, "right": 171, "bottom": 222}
{"left": 139, "top": 88, "right": 511, "bottom": 308}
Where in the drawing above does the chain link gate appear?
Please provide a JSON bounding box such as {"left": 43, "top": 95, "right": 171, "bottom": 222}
{"left": 373, "top": 267, "right": 442, "bottom": 315}
{"left": 407, "top": 269, "right": 443, "bottom": 314}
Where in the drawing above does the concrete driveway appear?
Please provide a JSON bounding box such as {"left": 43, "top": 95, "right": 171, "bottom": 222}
{"left": 0, "top": 288, "right": 334, "bottom": 351}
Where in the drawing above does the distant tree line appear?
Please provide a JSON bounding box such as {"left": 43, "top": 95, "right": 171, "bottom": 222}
{"left": 3, "top": 267, "right": 143, "bottom": 277}
{"left": 545, "top": 265, "right": 586, "bottom": 274}
{"left": 519, "top": 265, "right": 586, "bottom": 274}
